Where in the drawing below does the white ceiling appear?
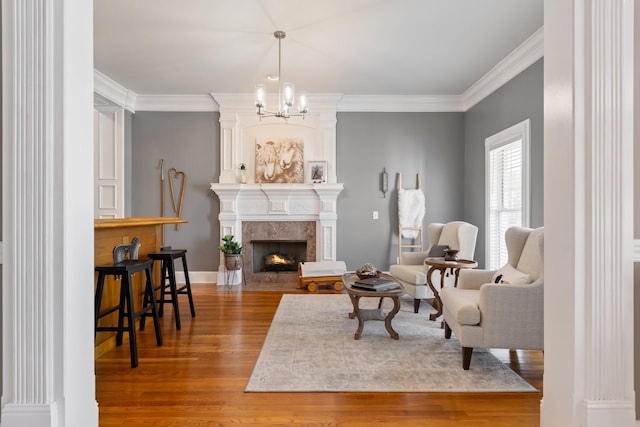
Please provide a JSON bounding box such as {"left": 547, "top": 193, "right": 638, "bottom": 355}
{"left": 94, "top": 0, "right": 543, "bottom": 101}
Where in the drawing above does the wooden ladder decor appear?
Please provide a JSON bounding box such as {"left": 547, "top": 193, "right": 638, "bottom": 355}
{"left": 397, "top": 173, "right": 424, "bottom": 260}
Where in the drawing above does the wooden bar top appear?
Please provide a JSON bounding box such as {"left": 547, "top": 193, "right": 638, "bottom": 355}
{"left": 95, "top": 216, "right": 187, "bottom": 229}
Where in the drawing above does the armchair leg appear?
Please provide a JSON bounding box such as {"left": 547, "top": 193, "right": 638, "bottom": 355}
{"left": 462, "top": 347, "right": 473, "bottom": 370}
{"left": 413, "top": 299, "right": 420, "bottom": 313}
{"left": 444, "top": 321, "right": 452, "bottom": 339}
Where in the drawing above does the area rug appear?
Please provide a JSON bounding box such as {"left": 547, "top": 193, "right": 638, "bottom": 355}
{"left": 245, "top": 294, "right": 537, "bottom": 392}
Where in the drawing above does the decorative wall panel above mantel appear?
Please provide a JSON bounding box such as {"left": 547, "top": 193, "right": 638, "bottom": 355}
{"left": 211, "top": 93, "right": 342, "bottom": 185}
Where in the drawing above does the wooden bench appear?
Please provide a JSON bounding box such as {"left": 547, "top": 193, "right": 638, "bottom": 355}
{"left": 296, "top": 261, "right": 346, "bottom": 292}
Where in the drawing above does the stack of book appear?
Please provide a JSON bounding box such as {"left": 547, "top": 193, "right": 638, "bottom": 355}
{"left": 351, "top": 277, "right": 401, "bottom": 292}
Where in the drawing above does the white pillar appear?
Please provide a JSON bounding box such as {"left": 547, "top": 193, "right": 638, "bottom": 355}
{"left": 2, "top": 0, "right": 98, "bottom": 426}
{"left": 543, "top": 0, "right": 635, "bottom": 425}
{"left": 314, "top": 184, "right": 343, "bottom": 261}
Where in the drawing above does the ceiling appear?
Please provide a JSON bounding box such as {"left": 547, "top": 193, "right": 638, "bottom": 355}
{"left": 94, "top": 0, "right": 543, "bottom": 100}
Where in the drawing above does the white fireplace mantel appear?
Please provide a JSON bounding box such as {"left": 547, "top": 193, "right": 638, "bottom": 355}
{"left": 210, "top": 183, "right": 344, "bottom": 270}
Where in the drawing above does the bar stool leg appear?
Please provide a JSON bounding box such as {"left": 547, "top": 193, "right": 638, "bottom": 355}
{"left": 144, "top": 265, "right": 163, "bottom": 346}
{"left": 167, "top": 259, "right": 181, "bottom": 330}
{"left": 180, "top": 255, "right": 196, "bottom": 317}
{"left": 158, "top": 260, "right": 168, "bottom": 318}
{"left": 116, "top": 277, "right": 127, "bottom": 347}
{"left": 94, "top": 272, "right": 106, "bottom": 338}
{"left": 122, "top": 273, "right": 139, "bottom": 368}
{"left": 140, "top": 272, "right": 150, "bottom": 331}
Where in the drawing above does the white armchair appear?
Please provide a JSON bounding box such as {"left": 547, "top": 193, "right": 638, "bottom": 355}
{"left": 390, "top": 221, "right": 478, "bottom": 313}
{"left": 440, "top": 226, "right": 544, "bottom": 370}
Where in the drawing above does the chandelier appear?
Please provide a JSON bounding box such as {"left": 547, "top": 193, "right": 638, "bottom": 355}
{"left": 254, "top": 31, "right": 308, "bottom": 120}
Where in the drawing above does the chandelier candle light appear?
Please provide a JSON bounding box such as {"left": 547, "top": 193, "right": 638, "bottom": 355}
{"left": 255, "top": 31, "right": 308, "bottom": 120}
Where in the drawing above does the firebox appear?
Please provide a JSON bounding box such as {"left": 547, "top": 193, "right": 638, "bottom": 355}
{"left": 251, "top": 240, "right": 306, "bottom": 273}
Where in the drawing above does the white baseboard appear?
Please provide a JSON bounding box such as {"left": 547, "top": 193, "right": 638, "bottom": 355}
{"left": 173, "top": 270, "right": 217, "bottom": 284}
{"left": 171, "top": 271, "right": 242, "bottom": 286}
{"left": 172, "top": 270, "right": 246, "bottom": 286}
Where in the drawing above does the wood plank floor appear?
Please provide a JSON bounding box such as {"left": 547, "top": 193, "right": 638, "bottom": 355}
{"left": 95, "top": 283, "right": 543, "bottom": 426}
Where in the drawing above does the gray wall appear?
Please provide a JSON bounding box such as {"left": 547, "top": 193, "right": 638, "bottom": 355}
{"left": 463, "top": 58, "right": 544, "bottom": 268}
{"left": 130, "top": 111, "right": 220, "bottom": 271}
{"left": 336, "top": 112, "right": 466, "bottom": 270}
{"left": 127, "top": 61, "right": 543, "bottom": 274}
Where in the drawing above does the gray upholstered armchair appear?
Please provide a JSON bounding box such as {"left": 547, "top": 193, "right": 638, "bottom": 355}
{"left": 440, "top": 226, "right": 544, "bottom": 370}
{"left": 390, "top": 221, "right": 478, "bottom": 313}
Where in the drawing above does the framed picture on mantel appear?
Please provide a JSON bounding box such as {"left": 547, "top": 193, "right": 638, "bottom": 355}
{"left": 308, "top": 161, "right": 327, "bottom": 183}
{"left": 255, "top": 137, "right": 304, "bottom": 183}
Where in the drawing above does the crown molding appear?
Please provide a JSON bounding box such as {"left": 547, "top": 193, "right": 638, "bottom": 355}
{"left": 462, "top": 26, "right": 544, "bottom": 111}
{"left": 93, "top": 27, "right": 544, "bottom": 114}
{"left": 93, "top": 70, "right": 137, "bottom": 112}
{"left": 337, "top": 95, "right": 464, "bottom": 112}
{"left": 93, "top": 92, "right": 120, "bottom": 108}
{"left": 135, "top": 95, "right": 218, "bottom": 111}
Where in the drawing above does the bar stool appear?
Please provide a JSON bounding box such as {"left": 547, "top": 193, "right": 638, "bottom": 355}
{"left": 94, "top": 258, "right": 163, "bottom": 368}
{"left": 144, "top": 248, "right": 196, "bottom": 330}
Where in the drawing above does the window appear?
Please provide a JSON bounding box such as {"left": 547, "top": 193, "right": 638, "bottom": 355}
{"left": 485, "top": 119, "right": 530, "bottom": 270}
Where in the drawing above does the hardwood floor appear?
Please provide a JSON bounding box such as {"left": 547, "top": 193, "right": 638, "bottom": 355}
{"left": 95, "top": 283, "right": 543, "bottom": 426}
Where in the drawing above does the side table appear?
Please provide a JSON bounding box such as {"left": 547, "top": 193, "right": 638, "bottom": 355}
{"left": 342, "top": 273, "right": 404, "bottom": 340}
{"left": 424, "top": 257, "right": 478, "bottom": 323}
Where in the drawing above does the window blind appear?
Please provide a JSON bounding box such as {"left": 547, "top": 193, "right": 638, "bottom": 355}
{"left": 488, "top": 139, "right": 522, "bottom": 270}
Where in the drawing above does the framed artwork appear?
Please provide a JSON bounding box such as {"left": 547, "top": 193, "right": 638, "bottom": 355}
{"left": 255, "top": 138, "right": 304, "bottom": 183}
{"left": 308, "top": 161, "right": 327, "bottom": 183}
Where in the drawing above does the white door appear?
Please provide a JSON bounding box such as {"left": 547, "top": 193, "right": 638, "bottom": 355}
{"left": 94, "top": 107, "right": 125, "bottom": 218}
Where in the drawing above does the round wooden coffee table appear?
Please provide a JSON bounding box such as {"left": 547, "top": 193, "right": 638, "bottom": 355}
{"left": 342, "top": 273, "right": 404, "bottom": 340}
{"left": 423, "top": 257, "right": 478, "bottom": 322}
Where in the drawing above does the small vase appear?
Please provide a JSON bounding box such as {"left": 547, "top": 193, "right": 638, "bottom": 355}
{"left": 238, "top": 172, "right": 247, "bottom": 184}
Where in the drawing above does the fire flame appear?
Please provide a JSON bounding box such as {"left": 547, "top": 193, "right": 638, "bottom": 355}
{"left": 270, "top": 254, "right": 287, "bottom": 264}
{"left": 266, "top": 253, "right": 294, "bottom": 265}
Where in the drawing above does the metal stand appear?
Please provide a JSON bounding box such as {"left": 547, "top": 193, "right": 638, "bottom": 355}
{"left": 223, "top": 254, "right": 247, "bottom": 290}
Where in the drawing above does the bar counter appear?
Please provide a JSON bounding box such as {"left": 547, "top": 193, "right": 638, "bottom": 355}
{"left": 94, "top": 217, "right": 187, "bottom": 359}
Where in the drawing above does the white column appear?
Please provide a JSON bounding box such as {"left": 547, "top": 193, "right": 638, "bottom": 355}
{"left": 543, "top": 0, "right": 635, "bottom": 425}
{"left": 2, "top": 0, "right": 98, "bottom": 426}
{"left": 211, "top": 184, "right": 243, "bottom": 284}
{"left": 314, "top": 184, "right": 344, "bottom": 261}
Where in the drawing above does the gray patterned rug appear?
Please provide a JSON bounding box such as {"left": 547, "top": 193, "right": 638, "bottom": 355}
{"left": 245, "top": 294, "right": 537, "bottom": 392}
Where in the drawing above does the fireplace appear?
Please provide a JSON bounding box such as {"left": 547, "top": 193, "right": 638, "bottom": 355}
{"left": 209, "top": 94, "right": 344, "bottom": 286}
{"left": 252, "top": 240, "right": 307, "bottom": 272}
{"left": 210, "top": 183, "right": 344, "bottom": 285}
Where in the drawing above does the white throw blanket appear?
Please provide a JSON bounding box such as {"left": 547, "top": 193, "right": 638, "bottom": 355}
{"left": 299, "top": 261, "right": 347, "bottom": 277}
{"left": 398, "top": 188, "right": 425, "bottom": 239}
